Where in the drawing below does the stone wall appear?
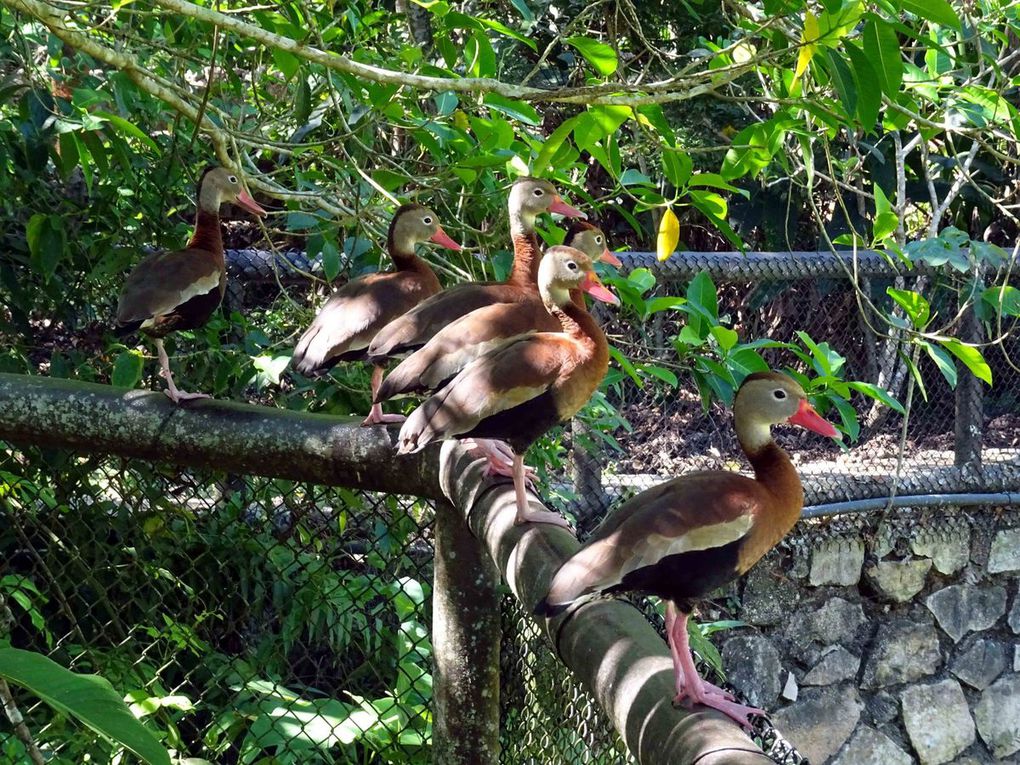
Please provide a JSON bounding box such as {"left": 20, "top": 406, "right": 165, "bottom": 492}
{"left": 720, "top": 507, "right": 1020, "bottom": 764}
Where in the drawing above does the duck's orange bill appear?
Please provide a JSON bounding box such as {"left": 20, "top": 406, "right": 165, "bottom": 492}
{"left": 235, "top": 189, "right": 268, "bottom": 218}
{"left": 788, "top": 399, "right": 839, "bottom": 437}
{"left": 430, "top": 227, "right": 462, "bottom": 250}
{"left": 600, "top": 248, "right": 623, "bottom": 268}
{"left": 549, "top": 195, "right": 585, "bottom": 219}
{"left": 581, "top": 271, "right": 620, "bottom": 306}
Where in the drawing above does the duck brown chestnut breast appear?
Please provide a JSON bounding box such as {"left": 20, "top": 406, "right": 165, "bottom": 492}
{"left": 536, "top": 372, "right": 838, "bottom": 728}
{"left": 365, "top": 178, "right": 584, "bottom": 362}
{"left": 375, "top": 221, "right": 620, "bottom": 401}
{"left": 290, "top": 204, "right": 460, "bottom": 426}
{"left": 395, "top": 245, "right": 619, "bottom": 528}
{"left": 114, "top": 166, "right": 267, "bottom": 403}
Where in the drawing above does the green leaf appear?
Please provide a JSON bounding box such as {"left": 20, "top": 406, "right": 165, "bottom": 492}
{"left": 0, "top": 648, "right": 170, "bottom": 765}
{"left": 641, "top": 364, "right": 678, "bottom": 387}
{"left": 564, "top": 36, "right": 618, "bottom": 76}
{"left": 685, "top": 272, "right": 718, "bottom": 336}
{"left": 271, "top": 48, "right": 301, "bottom": 79}
{"left": 662, "top": 150, "right": 692, "bottom": 188}
{"left": 940, "top": 339, "right": 992, "bottom": 386}
{"left": 483, "top": 94, "right": 541, "bottom": 125}
{"left": 981, "top": 285, "right": 1020, "bottom": 317}
{"left": 862, "top": 17, "right": 902, "bottom": 97}
{"left": 900, "top": 0, "right": 961, "bottom": 29}
{"left": 847, "top": 381, "right": 905, "bottom": 414}
{"left": 844, "top": 43, "right": 881, "bottom": 130}
{"left": 112, "top": 349, "right": 144, "bottom": 388}
{"left": 711, "top": 325, "right": 739, "bottom": 351}
{"left": 26, "top": 214, "right": 66, "bottom": 283}
{"left": 94, "top": 111, "right": 159, "bottom": 152}
{"left": 823, "top": 50, "right": 857, "bottom": 120}
{"left": 533, "top": 117, "right": 577, "bottom": 175}
{"left": 872, "top": 184, "right": 899, "bottom": 242}
{"left": 886, "top": 287, "right": 930, "bottom": 328}
{"left": 922, "top": 341, "right": 957, "bottom": 388}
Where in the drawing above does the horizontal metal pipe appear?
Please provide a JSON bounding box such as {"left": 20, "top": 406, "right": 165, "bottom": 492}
{"left": 801, "top": 491, "right": 1020, "bottom": 518}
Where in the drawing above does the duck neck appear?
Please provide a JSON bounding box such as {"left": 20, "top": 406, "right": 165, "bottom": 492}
{"left": 387, "top": 231, "right": 436, "bottom": 281}
{"left": 736, "top": 421, "right": 804, "bottom": 516}
{"left": 550, "top": 299, "right": 604, "bottom": 359}
{"left": 187, "top": 207, "right": 224, "bottom": 257}
{"left": 508, "top": 210, "right": 541, "bottom": 286}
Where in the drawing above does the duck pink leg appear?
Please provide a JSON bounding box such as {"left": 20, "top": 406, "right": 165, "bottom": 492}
{"left": 155, "top": 338, "right": 211, "bottom": 404}
{"left": 666, "top": 603, "right": 762, "bottom": 730}
{"left": 463, "top": 439, "right": 537, "bottom": 483}
{"left": 362, "top": 366, "right": 406, "bottom": 426}
{"left": 512, "top": 453, "right": 572, "bottom": 529}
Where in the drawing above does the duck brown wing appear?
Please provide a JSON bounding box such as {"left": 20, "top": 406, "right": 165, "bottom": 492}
{"left": 292, "top": 272, "right": 436, "bottom": 376}
{"left": 395, "top": 333, "right": 572, "bottom": 453}
{"left": 540, "top": 473, "right": 764, "bottom": 611}
{"left": 377, "top": 298, "right": 555, "bottom": 399}
{"left": 115, "top": 248, "right": 223, "bottom": 334}
{"left": 367, "top": 281, "right": 520, "bottom": 361}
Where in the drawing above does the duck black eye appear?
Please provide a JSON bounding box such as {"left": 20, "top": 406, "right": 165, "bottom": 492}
{"left": 533, "top": 188, "right": 544, "bottom": 196}
{"left": 773, "top": 389, "right": 787, "bottom": 400}
{"left": 228, "top": 175, "right": 238, "bottom": 184}
{"left": 423, "top": 216, "right": 433, "bottom": 225}
{"left": 566, "top": 261, "right": 578, "bottom": 271}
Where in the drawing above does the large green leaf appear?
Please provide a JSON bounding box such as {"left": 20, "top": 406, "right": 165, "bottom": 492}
{"left": 886, "top": 287, "right": 930, "bottom": 328}
{"left": 26, "top": 214, "right": 66, "bottom": 283}
{"left": 564, "top": 36, "right": 618, "bottom": 76}
{"left": 940, "top": 339, "right": 992, "bottom": 386}
{"left": 844, "top": 43, "right": 881, "bottom": 130}
{"left": 862, "top": 17, "right": 902, "bottom": 97}
{"left": 900, "top": 0, "right": 961, "bottom": 30}
{"left": 0, "top": 648, "right": 170, "bottom": 765}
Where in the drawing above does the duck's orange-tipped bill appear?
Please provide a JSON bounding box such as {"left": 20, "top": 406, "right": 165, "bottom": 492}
{"left": 789, "top": 399, "right": 839, "bottom": 437}
{"left": 549, "top": 195, "right": 586, "bottom": 219}
{"left": 599, "top": 248, "right": 623, "bottom": 268}
{"left": 430, "top": 227, "right": 462, "bottom": 251}
{"left": 235, "top": 189, "right": 267, "bottom": 217}
{"left": 581, "top": 271, "right": 620, "bottom": 306}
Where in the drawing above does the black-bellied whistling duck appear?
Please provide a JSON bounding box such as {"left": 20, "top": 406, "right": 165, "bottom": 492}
{"left": 396, "top": 245, "right": 619, "bottom": 528}
{"left": 366, "top": 177, "right": 585, "bottom": 362}
{"left": 115, "top": 166, "right": 267, "bottom": 403}
{"left": 289, "top": 204, "right": 460, "bottom": 426}
{"left": 375, "top": 221, "right": 620, "bottom": 403}
{"left": 535, "top": 372, "right": 838, "bottom": 728}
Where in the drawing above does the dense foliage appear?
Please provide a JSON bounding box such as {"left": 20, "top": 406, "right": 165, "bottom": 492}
{"left": 1, "top": 0, "right": 1019, "bottom": 761}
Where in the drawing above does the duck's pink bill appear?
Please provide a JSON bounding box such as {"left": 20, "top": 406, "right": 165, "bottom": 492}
{"left": 582, "top": 273, "right": 620, "bottom": 306}
{"left": 549, "top": 196, "right": 586, "bottom": 219}
{"left": 235, "top": 189, "right": 268, "bottom": 217}
{"left": 789, "top": 399, "right": 839, "bottom": 437}
{"left": 430, "top": 227, "right": 462, "bottom": 250}
{"left": 599, "top": 248, "right": 623, "bottom": 268}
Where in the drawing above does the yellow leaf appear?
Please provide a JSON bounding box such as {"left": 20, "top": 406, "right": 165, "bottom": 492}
{"left": 794, "top": 9, "right": 818, "bottom": 83}
{"left": 452, "top": 109, "right": 470, "bottom": 132}
{"left": 657, "top": 207, "right": 680, "bottom": 262}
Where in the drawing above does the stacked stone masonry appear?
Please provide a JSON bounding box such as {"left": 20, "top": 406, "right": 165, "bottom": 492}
{"left": 720, "top": 507, "right": 1020, "bottom": 764}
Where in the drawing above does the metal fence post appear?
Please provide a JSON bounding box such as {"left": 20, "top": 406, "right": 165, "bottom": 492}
{"left": 432, "top": 498, "right": 501, "bottom": 764}
{"left": 955, "top": 301, "right": 984, "bottom": 475}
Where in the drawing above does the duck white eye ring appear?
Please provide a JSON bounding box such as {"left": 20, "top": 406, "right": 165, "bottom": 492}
{"left": 595, "top": 235, "right": 603, "bottom": 244}
{"left": 533, "top": 188, "right": 545, "bottom": 196}
{"left": 423, "top": 216, "right": 433, "bottom": 225}
{"left": 228, "top": 175, "right": 238, "bottom": 184}
{"left": 773, "top": 389, "right": 787, "bottom": 400}
{"left": 566, "top": 261, "right": 578, "bottom": 271}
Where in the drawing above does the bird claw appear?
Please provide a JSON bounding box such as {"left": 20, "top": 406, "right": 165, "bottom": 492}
{"left": 671, "top": 691, "right": 764, "bottom": 731}
{"left": 164, "top": 389, "right": 211, "bottom": 404}
{"left": 361, "top": 412, "right": 406, "bottom": 427}
{"left": 514, "top": 507, "right": 574, "bottom": 531}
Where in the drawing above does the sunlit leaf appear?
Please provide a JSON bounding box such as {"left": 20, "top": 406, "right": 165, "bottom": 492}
{"left": 564, "top": 36, "right": 618, "bottom": 76}
{"left": 863, "top": 18, "right": 902, "bottom": 96}
{"left": 901, "top": 0, "right": 961, "bottom": 30}
{"left": 794, "top": 10, "right": 819, "bottom": 82}
{"left": 886, "top": 287, "right": 930, "bottom": 328}
{"left": 940, "top": 339, "right": 992, "bottom": 386}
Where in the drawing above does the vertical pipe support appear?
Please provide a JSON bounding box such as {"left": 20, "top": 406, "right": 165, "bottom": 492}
{"left": 954, "top": 301, "right": 984, "bottom": 475}
{"left": 431, "top": 499, "right": 501, "bottom": 764}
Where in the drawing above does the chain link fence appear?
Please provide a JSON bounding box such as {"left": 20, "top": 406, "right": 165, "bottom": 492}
{"left": 2, "top": 248, "right": 1018, "bottom": 764}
